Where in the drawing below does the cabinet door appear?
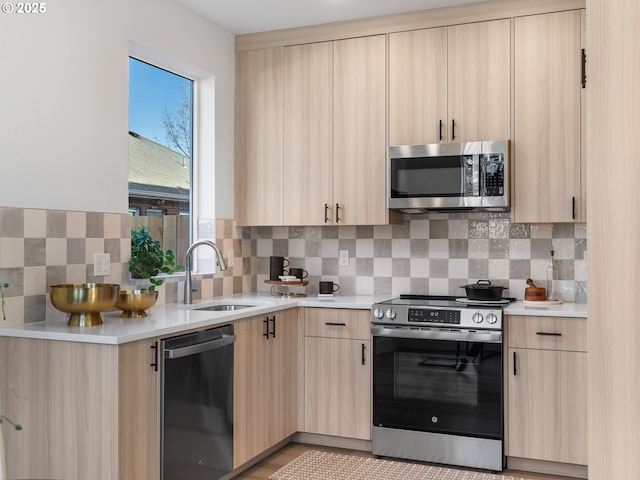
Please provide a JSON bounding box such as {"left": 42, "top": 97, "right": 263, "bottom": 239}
{"left": 234, "top": 310, "right": 298, "bottom": 468}
{"left": 265, "top": 309, "right": 298, "bottom": 447}
{"left": 580, "top": 10, "right": 586, "bottom": 221}
{"left": 119, "top": 339, "right": 160, "bottom": 480}
{"left": 304, "top": 307, "right": 370, "bottom": 340}
{"left": 388, "top": 28, "right": 448, "bottom": 145}
{"left": 283, "top": 42, "right": 334, "bottom": 225}
{"left": 235, "top": 47, "right": 283, "bottom": 226}
{"left": 448, "top": 19, "right": 511, "bottom": 142}
{"left": 513, "top": 10, "right": 582, "bottom": 223}
{"left": 507, "top": 348, "right": 587, "bottom": 465}
{"left": 233, "top": 315, "right": 270, "bottom": 467}
{"left": 304, "top": 337, "right": 371, "bottom": 439}
{"left": 0, "top": 338, "right": 120, "bottom": 479}
{"left": 333, "top": 35, "right": 387, "bottom": 225}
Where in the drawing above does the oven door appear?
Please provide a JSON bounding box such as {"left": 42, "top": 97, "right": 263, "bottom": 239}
{"left": 372, "top": 326, "right": 503, "bottom": 440}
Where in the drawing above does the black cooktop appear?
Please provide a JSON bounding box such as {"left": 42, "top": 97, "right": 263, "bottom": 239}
{"left": 377, "top": 294, "right": 515, "bottom": 308}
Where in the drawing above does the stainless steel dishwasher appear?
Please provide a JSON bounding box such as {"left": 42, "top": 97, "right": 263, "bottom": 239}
{"left": 161, "top": 324, "right": 235, "bottom": 480}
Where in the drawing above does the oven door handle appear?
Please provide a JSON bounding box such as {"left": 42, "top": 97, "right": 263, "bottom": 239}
{"left": 371, "top": 325, "right": 503, "bottom": 344}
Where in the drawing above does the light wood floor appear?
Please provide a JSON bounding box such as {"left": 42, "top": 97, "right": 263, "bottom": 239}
{"left": 232, "top": 443, "right": 577, "bottom": 480}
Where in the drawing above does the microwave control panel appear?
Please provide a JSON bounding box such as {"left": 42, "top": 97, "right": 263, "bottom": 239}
{"left": 481, "top": 154, "right": 505, "bottom": 196}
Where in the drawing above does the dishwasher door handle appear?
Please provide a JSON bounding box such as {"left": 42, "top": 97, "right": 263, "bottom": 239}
{"left": 164, "top": 334, "right": 236, "bottom": 360}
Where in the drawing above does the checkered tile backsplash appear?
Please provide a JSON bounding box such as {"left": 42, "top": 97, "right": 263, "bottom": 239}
{"left": 252, "top": 212, "right": 587, "bottom": 301}
{"left": 0, "top": 207, "right": 586, "bottom": 326}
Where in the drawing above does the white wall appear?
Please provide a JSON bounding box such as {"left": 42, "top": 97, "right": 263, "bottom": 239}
{"left": 0, "top": 0, "right": 235, "bottom": 218}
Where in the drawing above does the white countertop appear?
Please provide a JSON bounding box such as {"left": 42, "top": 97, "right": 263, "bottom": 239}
{"left": 505, "top": 300, "right": 587, "bottom": 318}
{"left": 0, "top": 293, "right": 381, "bottom": 345}
{"left": 0, "top": 293, "right": 587, "bottom": 344}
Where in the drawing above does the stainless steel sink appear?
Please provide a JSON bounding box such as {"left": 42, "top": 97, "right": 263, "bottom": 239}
{"left": 194, "top": 304, "right": 254, "bottom": 312}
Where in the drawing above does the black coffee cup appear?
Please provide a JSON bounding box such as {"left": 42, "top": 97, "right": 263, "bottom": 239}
{"left": 269, "top": 256, "right": 289, "bottom": 280}
{"left": 319, "top": 281, "right": 339, "bottom": 294}
{"left": 289, "top": 267, "right": 308, "bottom": 280}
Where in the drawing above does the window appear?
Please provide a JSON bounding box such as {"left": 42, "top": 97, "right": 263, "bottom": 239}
{"left": 128, "top": 57, "right": 193, "bottom": 266}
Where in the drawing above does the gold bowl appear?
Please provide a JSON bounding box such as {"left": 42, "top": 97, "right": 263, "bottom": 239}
{"left": 115, "top": 289, "right": 158, "bottom": 318}
{"left": 50, "top": 283, "right": 120, "bottom": 327}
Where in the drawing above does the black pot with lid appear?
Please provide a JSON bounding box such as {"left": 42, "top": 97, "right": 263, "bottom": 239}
{"left": 460, "top": 280, "right": 507, "bottom": 301}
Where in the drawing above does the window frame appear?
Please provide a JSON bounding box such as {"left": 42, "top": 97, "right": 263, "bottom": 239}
{"left": 128, "top": 42, "right": 219, "bottom": 275}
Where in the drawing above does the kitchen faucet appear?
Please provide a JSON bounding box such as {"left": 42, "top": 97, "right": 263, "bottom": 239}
{"left": 184, "top": 240, "right": 228, "bottom": 304}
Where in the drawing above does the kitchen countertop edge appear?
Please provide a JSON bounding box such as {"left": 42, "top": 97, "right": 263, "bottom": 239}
{"left": 0, "top": 294, "right": 382, "bottom": 345}
{"left": 0, "top": 294, "right": 587, "bottom": 344}
{"left": 505, "top": 301, "right": 587, "bottom": 318}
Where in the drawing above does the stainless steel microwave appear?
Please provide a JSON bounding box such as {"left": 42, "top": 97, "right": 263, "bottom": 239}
{"left": 388, "top": 140, "right": 510, "bottom": 212}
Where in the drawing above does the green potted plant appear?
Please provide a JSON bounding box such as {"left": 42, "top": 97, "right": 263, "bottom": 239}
{"left": 129, "top": 229, "right": 182, "bottom": 291}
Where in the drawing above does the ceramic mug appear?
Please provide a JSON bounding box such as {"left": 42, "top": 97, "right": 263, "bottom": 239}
{"left": 319, "top": 281, "right": 339, "bottom": 294}
{"left": 289, "top": 267, "right": 308, "bottom": 280}
{"left": 269, "top": 256, "right": 289, "bottom": 280}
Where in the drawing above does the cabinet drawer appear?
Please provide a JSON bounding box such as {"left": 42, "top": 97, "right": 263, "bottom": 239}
{"left": 304, "top": 308, "right": 370, "bottom": 340}
{"left": 507, "top": 315, "right": 587, "bottom": 352}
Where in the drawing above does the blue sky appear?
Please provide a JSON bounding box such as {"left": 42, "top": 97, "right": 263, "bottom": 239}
{"left": 128, "top": 58, "right": 192, "bottom": 146}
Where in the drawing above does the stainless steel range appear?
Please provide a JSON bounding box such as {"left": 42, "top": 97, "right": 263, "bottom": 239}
{"left": 371, "top": 295, "right": 508, "bottom": 472}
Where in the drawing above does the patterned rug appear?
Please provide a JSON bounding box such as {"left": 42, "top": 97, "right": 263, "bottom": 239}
{"left": 269, "top": 450, "right": 524, "bottom": 480}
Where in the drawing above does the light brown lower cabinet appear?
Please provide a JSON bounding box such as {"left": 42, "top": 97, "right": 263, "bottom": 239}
{"left": 506, "top": 316, "right": 587, "bottom": 467}
{"left": 0, "top": 336, "right": 159, "bottom": 480}
{"left": 303, "top": 308, "right": 371, "bottom": 440}
{"left": 233, "top": 309, "right": 298, "bottom": 467}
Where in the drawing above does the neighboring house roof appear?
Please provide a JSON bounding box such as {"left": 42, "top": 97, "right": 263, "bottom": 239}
{"left": 128, "top": 131, "right": 190, "bottom": 201}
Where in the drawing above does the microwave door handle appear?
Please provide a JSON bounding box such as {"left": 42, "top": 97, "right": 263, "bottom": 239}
{"left": 473, "top": 155, "right": 480, "bottom": 197}
{"left": 462, "top": 154, "right": 480, "bottom": 197}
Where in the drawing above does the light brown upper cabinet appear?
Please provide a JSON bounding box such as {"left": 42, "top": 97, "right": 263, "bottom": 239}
{"left": 235, "top": 47, "right": 284, "bottom": 226}
{"left": 389, "top": 19, "right": 511, "bottom": 146}
{"left": 333, "top": 35, "right": 389, "bottom": 225}
{"left": 238, "top": 37, "right": 393, "bottom": 226}
{"left": 513, "top": 10, "right": 585, "bottom": 223}
{"left": 283, "top": 42, "right": 333, "bottom": 225}
{"left": 283, "top": 35, "right": 394, "bottom": 225}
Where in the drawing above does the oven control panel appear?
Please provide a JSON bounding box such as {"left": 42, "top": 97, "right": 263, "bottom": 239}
{"left": 408, "top": 308, "right": 460, "bottom": 324}
{"left": 371, "top": 301, "right": 503, "bottom": 330}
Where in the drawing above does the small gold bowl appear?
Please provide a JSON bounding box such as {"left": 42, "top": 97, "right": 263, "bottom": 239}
{"left": 50, "top": 283, "right": 120, "bottom": 327}
{"left": 115, "top": 290, "right": 158, "bottom": 318}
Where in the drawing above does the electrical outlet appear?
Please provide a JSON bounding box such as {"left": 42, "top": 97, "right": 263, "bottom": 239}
{"left": 339, "top": 250, "right": 349, "bottom": 267}
{"left": 227, "top": 250, "right": 234, "bottom": 268}
{"left": 94, "top": 253, "right": 110, "bottom": 276}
